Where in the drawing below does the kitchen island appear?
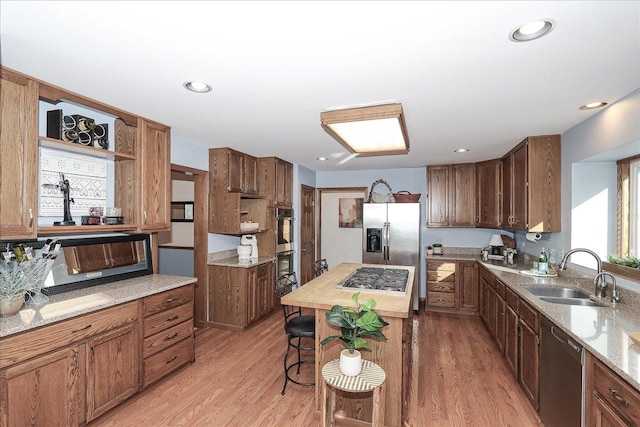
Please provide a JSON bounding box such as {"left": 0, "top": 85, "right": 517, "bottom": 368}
{"left": 281, "top": 262, "right": 416, "bottom": 427}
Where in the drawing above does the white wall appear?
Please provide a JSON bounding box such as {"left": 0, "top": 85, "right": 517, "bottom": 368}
{"left": 158, "top": 180, "right": 195, "bottom": 247}
{"left": 320, "top": 191, "right": 365, "bottom": 269}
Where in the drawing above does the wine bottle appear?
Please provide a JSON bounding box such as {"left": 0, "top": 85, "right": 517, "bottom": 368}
{"left": 62, "top": 129, "right": 78, "bottom": 142}
{"left": 538, "top": 248, "right": 549, "bottom": 274}
{"left": 77, "top": 117, "right": 96, "bottom": 131}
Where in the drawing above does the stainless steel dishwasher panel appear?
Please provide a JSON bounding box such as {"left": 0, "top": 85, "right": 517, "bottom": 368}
{"left": 539, "top": 316, "right": 585, "bottom": 427}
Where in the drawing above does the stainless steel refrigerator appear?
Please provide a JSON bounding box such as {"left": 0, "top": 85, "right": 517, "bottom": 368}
{"left": 362, "top": 203, "right": 421, "bottom": 312}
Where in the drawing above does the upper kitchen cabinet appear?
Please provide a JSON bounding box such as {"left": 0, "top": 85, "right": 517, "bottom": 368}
{"left": 0, "top": 66, "right": 172, "bottom": 237}
{"left": 500, "top": 135, "right": 561, "bottom": 232}
{"left": 209, "top": 147, "right": 267, "bottom": 234}
{"left": 0, "top": 68, "right": 38, "bottom": 239}
{"left": 476, "top": 159, "right": 501, "bottom": 228}
{"left": 257, "top": 157, "right": 293, "bottom": 207}
{"left": 212, "top": 147, "right": 258, "bottom": 195}
{"left": 138, "top": 119, "right": 171, "bottom": 231}
{"left": 427, "top": 163, "right": 476, "bottom": 227}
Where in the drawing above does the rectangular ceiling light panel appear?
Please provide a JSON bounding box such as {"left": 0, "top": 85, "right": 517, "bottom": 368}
{"left": 320, "top": 103, "right": 410, "bottom": 157}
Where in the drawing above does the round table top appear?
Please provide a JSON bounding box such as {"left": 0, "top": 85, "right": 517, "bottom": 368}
{"left": 321, "top": 359, "right": 386, "bottom": 393}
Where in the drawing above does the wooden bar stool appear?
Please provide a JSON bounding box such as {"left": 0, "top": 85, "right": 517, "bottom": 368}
{"left": 321, "top": 359, "right": 386, "bottom": 427}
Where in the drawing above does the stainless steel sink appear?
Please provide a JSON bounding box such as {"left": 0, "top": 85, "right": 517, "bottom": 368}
{"left": 539, "top": 296, "right": 603, "bottom": 307}
{"left": 522, "top": 286, "right": 590, "bottom": 299}
{"left": 522, "top": 286, "right": 603, "bottom": 307}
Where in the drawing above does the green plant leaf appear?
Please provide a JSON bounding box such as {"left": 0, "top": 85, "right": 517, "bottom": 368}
{"left": 353, "top": 337, "right": 370, "bottom": 350}
{"left": 361, "top": 297, "right": 377, "bottom": 311}
{"left": 320, "top": 335, "right": 341, "bottom": 346}
{"left": 356, "top": 310, "right": 388, "bottom": 331}
{"left": 325, "top": 305, "right": 355, "bottom": 328}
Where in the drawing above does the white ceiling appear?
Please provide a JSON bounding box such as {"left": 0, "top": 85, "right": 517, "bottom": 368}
{"left": 1, "top": 1, "right": 639, "bottom": 172}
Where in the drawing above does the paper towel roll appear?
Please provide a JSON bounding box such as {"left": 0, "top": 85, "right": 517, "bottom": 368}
{"left": 526, "top": 232, "right": 542, "bottom": 242}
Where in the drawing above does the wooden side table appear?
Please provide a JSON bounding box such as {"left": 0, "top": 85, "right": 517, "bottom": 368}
{"left": 321, "top": 359, "right": 386, "bottom": 427}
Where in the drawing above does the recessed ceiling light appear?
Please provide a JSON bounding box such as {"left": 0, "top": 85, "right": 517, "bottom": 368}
{"left": 183, "top": 81, "right": 212, "bottom": 93}
{"left": 317, "top": 157, "right": 328, "bottom": 161}
{"left": 509, "top": 18, "right": 556, "bottom": 42}
{"left": 579, "top": 101, "right": 609, "bottom": 110}
{"left": 454, "top": 148, "right": 470, "bottom": 153}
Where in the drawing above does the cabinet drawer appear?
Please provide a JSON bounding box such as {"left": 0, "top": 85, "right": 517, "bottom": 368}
{"left": 143, "top": 337, "right": 194, "bottom": 387}
{"left": 427, "top": 282, "right": 455, "bottom": 293}
{"left": 427, "top": 261, "right": 456, "bottom": 271}
{"left": 1, "top": 301, "right": 138, "bottom": 369}
{"left": 427, "top": 270, "right": 456, "bottom": 282}
{"left": 593, "top": 358, "right": 640, "bottom": 426}
{"left": 143, "top": 319, "right": 193, "bottom": 358}
{"left": 505, "top": 286, "right": 518, "bottom": 309}
{"left": 427, "top": 292, "right": 455, "bottom": 308}
{"left": 144, "top": 303, "right": 193, "bottom": 338}
{"left": 493, "top": 279, "right": 506, "bottom": 299}
{"left": 257, "top": 263, "right": 270, "bottom": 276}
{"left": 518, "top": 299, "right": 539, "bottom": 333}
{"left": 143, "top": 285, "right": 193, "bottom": 317}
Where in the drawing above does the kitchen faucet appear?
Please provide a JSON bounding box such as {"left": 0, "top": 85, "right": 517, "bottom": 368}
{"left": 559, "top": 248, "right": 606, "bottom": 297}
{"left": 594, "top": 271, "right": 621, "bottom": 305}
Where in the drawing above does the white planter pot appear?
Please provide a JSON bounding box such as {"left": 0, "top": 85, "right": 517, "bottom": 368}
{"left": 339, "top": 349, "right": 362, "bottom": 376}
{"left": 0, "top": 293, "right": 25, "bottom": 317}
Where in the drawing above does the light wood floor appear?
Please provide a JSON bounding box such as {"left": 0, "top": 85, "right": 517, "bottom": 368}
{"left": 90, "top": 310, "right": 543, "bottom": 426}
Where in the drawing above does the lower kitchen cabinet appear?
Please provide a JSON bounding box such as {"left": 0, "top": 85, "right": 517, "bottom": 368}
{"left": 209, "top": 261, "right": 275, "bottom": 330}
{"left": 517, "top": 299, "right": 540, "bottom": 410}
{"left": 0, "top": 345, "right": 83, "bottom": 426}
{"left": 426, "top": 260, "right": 478, "bottom": 313}
{"left": 504, "top": 286, "right": 519, "bottom": 376}
{"left": 586, "top": 351, "right": 640, "bottom": 426}
{"left": 86, "top": 323, "right": 139, "bottom": 421}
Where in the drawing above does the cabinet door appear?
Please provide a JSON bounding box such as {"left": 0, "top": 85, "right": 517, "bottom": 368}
{"left": 504, "top": 305, "right": 518, "bottom": 376}
{"left": 247, "top": 267, "right": 258, "bottom": 324}
{"left": 139, "top": 119, "right": 171, "bottom": 231}
{"left": 449, "top": 163, "right": 476, "bottom": 227}
{"left": 457, "top": 261, "right": 478, "bottom": 311}
{"left": 86, "top": 323, "right": 139, "bottom": 422}
{"left": 495, "top": 295, "right": 506, "bottom": 353}
{"left": 284, "top": 161, "right": 293, "bottom": 207}
{"left": 256, "top": 263, "right": 272, "bottom": 318}
{"left": 500, "top": 153, "right": 513, "bottom": 228}
{"left": 226, "top": 149, "right": 244, "bottom": 192}
{"left": 487, "top": 287, "right": 497, "bottom": 338}
{"left": 480, "top": 276, "right": 489, "bottom": 325}
{"left": 427, "top": 165, "right": 450, "bottom": 226}
{"left": 243, "top": 154, "right": 258, "bottom": 195}
{"left": 519, "top": 319, "right": 540, "bottom": 409}
{"left": 0, "top": 69, "right": 38, "bottom": 239}
{"left": 476, "top": 159, "right": 501, "bottom": 228}
{"left": 0, "top": 345, "right": 82, "bottom": 427}
{"left": 275, "top": 159, "right": 293, "bottom": 207}
{"left": 592, "top": 395, "right": 629, "bottom": 427}
{"left": 511, "top": 141, "right": 528, "bottom": 230}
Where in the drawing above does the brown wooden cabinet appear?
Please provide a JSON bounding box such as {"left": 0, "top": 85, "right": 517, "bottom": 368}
{"left": 212, "top": 147, "right": 258, "bottom": 195}
{"left": 0, "top": 68, "right": 39, "bottom": 239}
{"left": 86, "top": 323, "right": 139, "bottom": 422}
{"left": 518, "top": 299, "right": 540, "bottom": 410}
{"left": 504, "top": 286, "right": 519, "bottom": 376}
{"left": 258, "top": 156, "right": 293, "bottom": 207}
{"left": 141, "top": 285, "right": 195, "bottom": 388}
{"left": 427, "top": 260, "right": 477, "bottom": 313}
{"left": 475, "top": 158, "right": 501, "bottom": 228}
{"left": 427, "top": 164, "right": 476, "bottom": 227}
{"left": 500, "top": 135, "right": 561, "bottom": 232}
{"left": 586, "top": 351, "right": 640, "bottom": 426}
{"left": 0, "top": 66, "right": 172, "bottom": 236}
{"left": 209, "top": 262, "right": 275, "bottom": 330}
{"left": 493, "top": 279, "right": 506, "bottom": 353}
{"left": 139, "top": 119, "right": 171, "bottom": 231}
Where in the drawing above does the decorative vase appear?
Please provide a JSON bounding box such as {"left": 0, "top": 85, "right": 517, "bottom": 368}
{"left": 339, "top": 349, "right": 362, "bottom": 376}
{"left": 0, "top": 293, "right": 25, "bottom": 317}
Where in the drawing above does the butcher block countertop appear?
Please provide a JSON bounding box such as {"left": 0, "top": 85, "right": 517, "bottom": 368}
{"left": 280, "top": 262, "right": 414, "bottom": 318}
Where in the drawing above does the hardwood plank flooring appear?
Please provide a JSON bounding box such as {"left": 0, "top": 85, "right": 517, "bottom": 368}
{"left": 90, "top": 311, "right": 543, "bottom": 426}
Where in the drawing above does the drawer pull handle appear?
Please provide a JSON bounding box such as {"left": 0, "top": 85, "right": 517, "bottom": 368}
{"left": 72, "top": 324, "right": 92, "bottom": 333}
{"left": 167, "top": 315, "right": 180, "bottom": 321}
{"left": 166, "top": 297, "right": 178, "bottom": 303}
{"left": 165, "top": 332, "right": 179, "bottom": 341}
{"left": 609, "top": 388, "right": 629, "bottom": 406}
{"left": 166, "top": 355, "right": 178, "bottom": 364}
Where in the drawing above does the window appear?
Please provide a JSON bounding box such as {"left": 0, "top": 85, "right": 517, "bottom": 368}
{"left": 631, "top": 159, "right": 640, "bottom": 257}
{"left": 617, "top": 155, "right": 640, "bottom": 257}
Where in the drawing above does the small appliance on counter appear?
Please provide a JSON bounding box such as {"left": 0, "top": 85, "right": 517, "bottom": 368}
{"left": 237, "top": 235, "right": 259, "bottom": 262}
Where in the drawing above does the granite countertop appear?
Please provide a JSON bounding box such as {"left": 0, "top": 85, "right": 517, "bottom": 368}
{"left": 208, "top": 256, "right": 275, "bottom": 268}
{"left": 430, "top": 249, "right": 640, "bottom": 393}
{"left": 0, "top": 274, "right": 197, "bottom": 338}
{"left": 281, "top": 262, "right": 414, "bottom": 318}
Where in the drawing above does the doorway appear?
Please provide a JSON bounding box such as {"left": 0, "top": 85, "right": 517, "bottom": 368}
{"left": 300, "top": 185, "right": 316, "bottom": 284}
{"left": 157, "top": 164, "right": 209, "bottom": 329}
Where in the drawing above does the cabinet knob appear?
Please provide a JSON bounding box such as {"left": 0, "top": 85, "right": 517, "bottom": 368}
{"left": 143, "top": 210, "right": 148, "bottom": 223}
{"left": 28, "top": 208, "right": 33, "bottom": 226}
{"left": 608, "top": 388, "right": 630, "bottom": 407}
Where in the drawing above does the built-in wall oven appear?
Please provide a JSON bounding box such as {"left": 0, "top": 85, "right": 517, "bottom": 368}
{"left": 276, "top": 208, "right": 294, "bottom": 277}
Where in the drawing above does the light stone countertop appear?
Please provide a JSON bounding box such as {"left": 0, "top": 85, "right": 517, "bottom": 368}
{"left": 281, "top": 262, "right": 414, "bottom": 318}
{"left": 429, "top": 249, "right": 640, "bottom": 393}
{"left": 0, "top": 274, "right": 197, "bottom": 338}
{"left": 207, "top": 256, "right": 275, "bottom": 268}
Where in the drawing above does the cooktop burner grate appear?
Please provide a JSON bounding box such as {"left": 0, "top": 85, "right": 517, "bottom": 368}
{"left": 338, "top": 267, "right": 409, "bottom": 293}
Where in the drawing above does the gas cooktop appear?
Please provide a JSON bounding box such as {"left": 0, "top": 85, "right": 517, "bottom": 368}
{"left": 337, "top": 267, "right": 409, "bottom": 294}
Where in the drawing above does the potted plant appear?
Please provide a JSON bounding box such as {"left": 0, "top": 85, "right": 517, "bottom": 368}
{"left": 432, "top": 243, "right": 443, "bottom": 254}
{"left": 426, "top": 245, "right": 434, "bottom": 255}
{"left": 320, "top": 292, "right": 389, "bottom": 376}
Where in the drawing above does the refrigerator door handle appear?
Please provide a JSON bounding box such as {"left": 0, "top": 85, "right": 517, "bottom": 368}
{"left": 384, "top": 222, "right": 390, "bottom": 262}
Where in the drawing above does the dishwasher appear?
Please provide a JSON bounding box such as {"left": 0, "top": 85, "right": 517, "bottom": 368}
{"left": 539, "top": 316, "right": 585, "bottom": 427}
